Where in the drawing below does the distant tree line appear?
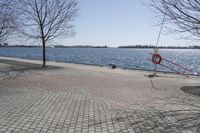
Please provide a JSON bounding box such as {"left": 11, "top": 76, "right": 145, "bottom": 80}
{"left": 1, "top": 44, "right": 200, "bottom": 49}
{"left": 118, "top": 45, "right": 200, "bottom": 49}
{"left": 54, "top": 45, "right": 108, "bottom": 48}
{"left": 0, "top": 44, "right": 109, "bottom": 48}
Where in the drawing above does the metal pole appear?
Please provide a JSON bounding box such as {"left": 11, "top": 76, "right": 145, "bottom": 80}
{"left": 153, "top": 14, "right": 166, "bottom": 76}
{"left": 153, "top": 48, "right": 158, "bottom": 75}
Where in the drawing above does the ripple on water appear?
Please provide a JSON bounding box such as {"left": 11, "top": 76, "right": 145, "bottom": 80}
{"left": 0, "top": 48, "right": 199, "bottom": 74}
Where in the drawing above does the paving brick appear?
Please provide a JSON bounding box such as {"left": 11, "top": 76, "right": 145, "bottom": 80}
{"left": 0, "top": 62, "right": 200, "bottom": 132}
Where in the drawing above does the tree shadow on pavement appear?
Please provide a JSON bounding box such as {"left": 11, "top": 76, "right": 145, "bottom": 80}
{"left": 181, "top": 86, "right": 200, "bottom": 97}
{"left": 111, "top": 109, "right": 200, "bottom": 132}
{"left": 0, "top": 59, "right": 63, "bottom": 80}
{"left": 0, "top": 59, "right": 62, "bottom": 70}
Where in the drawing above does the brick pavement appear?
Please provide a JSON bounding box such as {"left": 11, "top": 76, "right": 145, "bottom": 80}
{"left": 0, "top": 61, "right": 200, "bottom": 132}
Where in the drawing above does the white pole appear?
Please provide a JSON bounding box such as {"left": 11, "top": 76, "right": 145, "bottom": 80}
{"left": 153, "top": 14, "right": 166, "bottom": 76}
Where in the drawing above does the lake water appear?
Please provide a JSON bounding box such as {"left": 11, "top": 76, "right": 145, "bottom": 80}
{"left": 0, "top": 47, "right": 199, "bottom": 75}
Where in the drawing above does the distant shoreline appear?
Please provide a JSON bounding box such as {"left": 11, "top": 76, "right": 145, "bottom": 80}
{"left": 0, "top": 46, "right": 200, "bottom": 49}
{"left": 0, "top": 45, "right": 109, "bottom": 49}
{"left": 118, "top": 46, "right": 200, "bottom": 49}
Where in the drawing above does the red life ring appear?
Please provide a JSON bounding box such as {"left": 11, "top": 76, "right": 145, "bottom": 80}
{"left": 152, "top": 54, "right": 162, "bottom": 64}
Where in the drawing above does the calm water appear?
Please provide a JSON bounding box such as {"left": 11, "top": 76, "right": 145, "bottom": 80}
{"left": 0, "top": 47, "right": 200, "bottom": 75}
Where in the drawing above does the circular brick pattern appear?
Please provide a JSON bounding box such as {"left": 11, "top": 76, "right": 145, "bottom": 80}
{"left": 0, "top": 63, "right": 200, "bottom": 132}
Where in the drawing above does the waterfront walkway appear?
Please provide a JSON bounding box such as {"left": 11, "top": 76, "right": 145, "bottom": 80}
{"left": 0, "top": 57, "right": 200, "bottom": 133}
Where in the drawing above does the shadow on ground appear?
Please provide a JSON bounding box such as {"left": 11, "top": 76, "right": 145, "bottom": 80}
{"left": 0, "top": 59, "right": 63, "bottom": 80}
{"left": 89, "top": 109, "right": 200, "bottom": 132}
{"left": 0, "top": 59, "right": 62, "bottom": 70}
{"left": 181, "top": 86, "right": 200, "bottom": 97}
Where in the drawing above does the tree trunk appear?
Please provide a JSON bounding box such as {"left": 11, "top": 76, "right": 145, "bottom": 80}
{"left": 42, "top": 38, "right": 46, "bottom": 68}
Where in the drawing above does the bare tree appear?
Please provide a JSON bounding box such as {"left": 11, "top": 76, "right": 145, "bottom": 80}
{"left": 0, "top": 0, "right": 17, "bottom": 43}
{"left": 151, "top": 0, "right": 200, "bottom": 39}
{"left": 16, "top": 0, "right": 78, "bottom": 67}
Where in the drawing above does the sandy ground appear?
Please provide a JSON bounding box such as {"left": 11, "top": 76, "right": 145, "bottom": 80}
{"left": 0, "top": 56, "right": 200, "bottom": 132}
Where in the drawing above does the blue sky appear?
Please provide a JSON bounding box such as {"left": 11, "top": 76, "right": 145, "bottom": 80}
{"left": 62, "top": 0, "right": 198, "bottom": 47}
